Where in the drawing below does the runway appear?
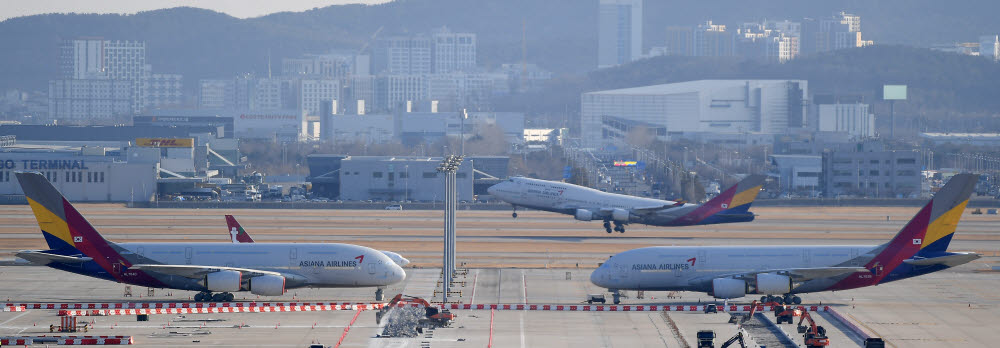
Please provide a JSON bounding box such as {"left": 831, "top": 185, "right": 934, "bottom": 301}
{"left": 0, "top": 204, "right": 997, "bottom": 346}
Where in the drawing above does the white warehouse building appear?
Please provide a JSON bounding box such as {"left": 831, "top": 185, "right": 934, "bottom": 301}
{"left": 581, "top": 79, "right": 807, "bottom": 147}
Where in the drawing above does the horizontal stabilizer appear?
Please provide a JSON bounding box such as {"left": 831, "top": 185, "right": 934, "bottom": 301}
{"left": 903, "top": 252, "right": 980, "bottom": 266}
{"left": 16, "top": 250, "right": 92, "bottom": 265}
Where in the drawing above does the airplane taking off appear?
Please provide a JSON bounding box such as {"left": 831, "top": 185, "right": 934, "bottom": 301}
{"left": 14, "top": 172, "right": 405, "bottom": 302}
{"left": 224, "top": 215, "right": 410, "bottom": 266}
{"left": 591, "top": 174, "right": 979, "bottom": 304}
{"left": 487, "top": 174, "right": 766, "bottom": 233}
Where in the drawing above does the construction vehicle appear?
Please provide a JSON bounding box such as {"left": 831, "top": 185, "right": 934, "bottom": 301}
{"left": 729, "top": 300, "right": 760, "bottom": 324}
{"left": 376, "top": 294, "right": 456, "bottom": 328}
{"left": 864, "top": 337, "right": 886, "bottom": 348}
{"left": 720, "top": 330, "right": 749, "bottom": 348}
{"left": 774, "top": 304, "right": 802, "bottom": 324}
{"left": 796, "top": 310, "right": 830, "bottom": 347}
{"left": 696, "top": 330, "right": 716, "bottom": 348}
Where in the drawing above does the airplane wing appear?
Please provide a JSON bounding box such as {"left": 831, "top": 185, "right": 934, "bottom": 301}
{"left": 696, "top": 266, "right": 870, "bottom": 284}
{"left": 16, "top": 250, "right": 92, "bottom": 265}
{"left": 631, "top": 202, "right": 686, "bottom": 215}
{"left": 129, "top": 264, "right": 286, "bottom": 278}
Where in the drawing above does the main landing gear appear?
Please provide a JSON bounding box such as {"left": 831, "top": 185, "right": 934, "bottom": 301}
{"left": 194, "top": 291, "right": 235, "bottom": 302}
{"left": 603, "top": 221, "right": 626, "bottom": 233}
{"left": 760, "top": 294, "right": 801, "bottom": 305}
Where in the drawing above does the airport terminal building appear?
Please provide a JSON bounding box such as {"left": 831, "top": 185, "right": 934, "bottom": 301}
{"left": 308, "top": 155, "right": 507, "bottom": 201}
{"left": 581, "top": 79, "right": 808, "bottom": 148}
{"left": 0, "top": 143, "right": 156, "bottom": 202}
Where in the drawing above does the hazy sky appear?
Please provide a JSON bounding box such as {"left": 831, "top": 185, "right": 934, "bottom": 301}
{"left": 0, "top": 0, "right": 390, "bottom": 21}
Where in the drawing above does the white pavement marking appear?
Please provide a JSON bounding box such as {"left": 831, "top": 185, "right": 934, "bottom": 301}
{"left": 0, "top": 311, "right": 30, "bottom": 327}
{"left": 470, "top": 269, "right": 479, "bottom": 305}
{"left": 520, "top": 269, "right": 526, "bottom": 348}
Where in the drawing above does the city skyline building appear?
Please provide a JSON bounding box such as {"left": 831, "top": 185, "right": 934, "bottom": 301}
{"left": 597, "top": 0, "right": 643, "bottom": 68}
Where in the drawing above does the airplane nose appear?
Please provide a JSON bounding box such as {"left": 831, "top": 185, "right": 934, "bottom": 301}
{"left": 590, "top": 267, "right": 608, "bottom": 288}
{"left": 487, "top": 184, "right": 497, "bottom": 195}
{"left": 390, "top": 264, "right": 406, "bottom": 283}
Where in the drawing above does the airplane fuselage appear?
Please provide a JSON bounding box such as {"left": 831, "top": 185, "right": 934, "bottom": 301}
{"left": 488, "top": 177, "right": 712, "bottom": 225}
{"left": 46, "top": 242, "right": 404, "bottom": 291}
{"left": 590, "top": 245, "right": 969, "bottom": 295}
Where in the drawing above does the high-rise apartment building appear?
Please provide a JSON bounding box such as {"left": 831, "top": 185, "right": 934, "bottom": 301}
{"left": 665, "top": 26, "right": 693, "bottom": 56}
{"left": 802, "top": 12, "right": 869, "bottom": 55}
{"left": 54, "top": 38, "right": 183, "bottom": 118}
{"left": 432, "top": 27, "right": 477, "bottom": 73}
{"left": 373, "top": 36, "right": 433, "bottom": 75}
{"left": 693, "top": 21, "right": 733, "bottom": 57}
{"left": 597, "top": 0, "right": 643, "bottom": 68}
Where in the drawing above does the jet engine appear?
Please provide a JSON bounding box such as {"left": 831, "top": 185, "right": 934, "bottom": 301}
{"left": 755, "top": 273, "right": 792, "bottom": 294}
{"left": 711, "top": 278, "right": 747, "bottom": 299}
{"left": 202, "top": 270, "right": 241, "bottom": 292}
{"left": 611, "top": 208, "right": 630, "bottom": 222}
{"left": 248, "top": 274, "right": 286, "bottom": 296}
{"left": 574, "top": 209, "right": 594, "bottom": 221}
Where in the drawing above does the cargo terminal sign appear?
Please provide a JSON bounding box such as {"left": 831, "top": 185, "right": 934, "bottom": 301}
{"left": 135, "top": 138, "right": 194, "bottom": 148}
{"left": 0, "top": 159, "right": 90, "bottom": 170}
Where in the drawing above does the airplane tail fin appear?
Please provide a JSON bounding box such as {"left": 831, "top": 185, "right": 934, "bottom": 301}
{"left": 866, "top": 174, "right": 975, "bottom": 282}
{"left": 225, "top": 215, "right": 255, "bottom": 243}
{"left": 16, "top": 172, "right": 125, "bottom": 267}
{"left": 829, "top": 174, "right": 977, "bottom": 290}
{"left": 676, "top": 174, "right": 765, "bottom": 225}
{"left": 915, "top": 174, "right": 977, "bottom": 257}
{"left": 707, "top": 174, "right": 767, "bottom": 214}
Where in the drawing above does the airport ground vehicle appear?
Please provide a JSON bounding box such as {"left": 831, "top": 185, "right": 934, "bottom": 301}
{"left": 586, "top": 294, "right": 606, "bottom": 304}
{"left": 796, "top": 310, "right": 830, "bottom": 347}
{"left": 385, "top": 204, "right": 403, "bottom": 210}
{"left": 591, "top": 174, "right": 979, "bottom": 302}
{"left": 14, "top": 172, "right": 405, "bottom": 301}
{"left": 696, "top": 330, "right": 716, "bottom": 348}
{"left": 488, "top": 175, "right": 765, "bottom": 233}
{"left": 376, "top": 294, "right": 455, "bottom": 329}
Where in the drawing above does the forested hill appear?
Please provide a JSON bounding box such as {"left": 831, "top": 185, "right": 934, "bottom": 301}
{"left": 1, "top": 0, "right": 999, "bottom": 90}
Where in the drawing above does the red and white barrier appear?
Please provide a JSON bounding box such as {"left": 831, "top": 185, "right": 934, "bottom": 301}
{"left": 59, "top": 304, "right": 383, "bottom": 316}
{"left": 57, "top": 337, "right": 133, "bottom": 345}
{"left": 398, "top": 303, "right": 829, "bottom": 313}
{"left": 0, "top": 338, "right": 33, "bottom": 345}
{"left": 3, "top": 305, "right": 26, "bottom": 312}
{"left": 6, "top": 301, "right": 373, "bottom": 310}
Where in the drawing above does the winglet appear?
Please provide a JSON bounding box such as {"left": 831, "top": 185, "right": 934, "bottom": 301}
{"left": 226, "top": 215, "right": 255, "bottom": 243}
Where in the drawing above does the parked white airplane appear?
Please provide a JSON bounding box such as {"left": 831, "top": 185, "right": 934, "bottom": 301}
{"left": 14, "top": 172, "right": 406, "bottom": 302}
{"left": 488, "top": 175, "right": 766, "bottom": 233}
{"left": 591, "top": 174, "right": 979, "bottom": 304}
{"left": 223, "top": 214, "right": 410, "bottom": 266}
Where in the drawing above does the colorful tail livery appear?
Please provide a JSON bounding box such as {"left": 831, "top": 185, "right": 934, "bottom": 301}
{"left": 17, "top": 171, "right": 160, "bottom": 284}
{"left": 674, "top": 174, "right": 766, "bottom": 225}
{"left": 829, "top": 173, "right": 978, "bottom": 290}
{"left": 225, "top": 215, "right": 255, "bottom": 243}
